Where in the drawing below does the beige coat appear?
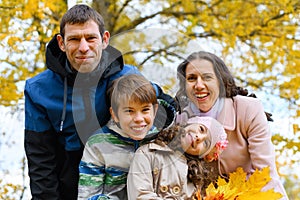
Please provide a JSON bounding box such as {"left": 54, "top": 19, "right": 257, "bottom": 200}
{"left": 127, "top": 143, "right": 195, "bottom": 199}
{"left": 180, "top": 95, "right": 288, "bottom": 199}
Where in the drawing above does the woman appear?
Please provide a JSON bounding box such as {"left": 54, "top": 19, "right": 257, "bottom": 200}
{"left": 175, "top": 51, "right": 288, "bottom": 199}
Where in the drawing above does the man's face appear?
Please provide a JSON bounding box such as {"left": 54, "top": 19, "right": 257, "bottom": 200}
{"left": 57, "top": 20, "right": 110, "bottom": 73}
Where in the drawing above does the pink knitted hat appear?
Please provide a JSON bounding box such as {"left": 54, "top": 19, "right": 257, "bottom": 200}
{"left": 186, "top": 116, "right": 228, "bottom": 159}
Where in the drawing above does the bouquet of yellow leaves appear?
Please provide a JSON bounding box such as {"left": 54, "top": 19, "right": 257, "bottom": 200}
{"left": 194, "top": 167, "right": 283, "bottom": 200}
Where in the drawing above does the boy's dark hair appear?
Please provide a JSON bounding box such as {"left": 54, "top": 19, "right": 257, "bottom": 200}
{"left": 60, "top": 4, "right": 105, "bottom": 38}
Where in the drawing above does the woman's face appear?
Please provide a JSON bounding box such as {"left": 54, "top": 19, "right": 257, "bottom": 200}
{"left": 185, "top": 59, "right": 220, "bottom": 112}
{"left": 181, "top": 123, "right": 212, "bottom": 156}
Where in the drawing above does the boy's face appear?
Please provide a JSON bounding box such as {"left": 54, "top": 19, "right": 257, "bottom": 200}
{"left": 181, "top": 123, "right": 212, "bottom": 156}
{"left": 57, "top": 20, "right": 110, "bottom": 73}
{"left": 111, "top": 101, "right": 158, "bottom": 140}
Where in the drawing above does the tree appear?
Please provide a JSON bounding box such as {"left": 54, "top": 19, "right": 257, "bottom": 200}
{"left": 0, "top": 0, "right": 299, "bottom": 198}
{"left": 0, "top": 1, "right": 67, "bottom": 199}
{"left": 2, "top": 0, "right": 299, "bottom": 114}
{"left": 0, "top": 0, "right": 67, "bottom": 106}
{"left": 93, "top": 0, "right": 300, "bottom": 117}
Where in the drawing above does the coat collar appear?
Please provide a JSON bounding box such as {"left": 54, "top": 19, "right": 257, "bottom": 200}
{"left": 148, "top": 143, "right": 187, "bottom": 160}
{"left": 149, "top": 143, "right": 173, "bottom": 152}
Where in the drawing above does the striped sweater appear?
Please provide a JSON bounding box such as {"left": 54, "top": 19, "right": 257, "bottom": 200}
{"left": 78, "top": 120, "right": 158, "bottom": 200}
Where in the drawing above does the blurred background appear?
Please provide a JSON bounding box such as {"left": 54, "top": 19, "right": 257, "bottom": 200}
{"left": 0, "top": 0, "right": 299, "bottom": 199}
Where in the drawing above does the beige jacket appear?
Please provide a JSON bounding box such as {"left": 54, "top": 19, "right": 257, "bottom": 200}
{"left": 127, "top": 143, "right": 195, "bottom": 199}
{"left": 179, "top": 95, "right": 288, "bottom": 199}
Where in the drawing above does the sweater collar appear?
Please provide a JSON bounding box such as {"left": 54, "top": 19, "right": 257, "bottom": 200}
{"left": 190, "top": 98, "right": 224, "bottom": 119}
{"left": 178, "top": 98, "right": 235, "bottom": 131}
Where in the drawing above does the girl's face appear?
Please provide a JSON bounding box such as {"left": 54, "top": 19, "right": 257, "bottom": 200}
{"left": 181, "top": 123, "right": 212, "bottom": 156}
{"left": 111, "top": 100, "right": 158, "bottom": 140}
{"left": 185, "top": 59, "right": 220, "bottom": 112}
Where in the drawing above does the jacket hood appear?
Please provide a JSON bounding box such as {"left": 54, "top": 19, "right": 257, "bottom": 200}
{"left": 45, "top": 34, "right": 124, "bottom": 84}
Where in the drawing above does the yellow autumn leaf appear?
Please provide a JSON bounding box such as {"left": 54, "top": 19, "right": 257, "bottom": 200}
{"left": 204, "top": 167, "right": 283, "bottom": 200}
{"left": 243, "top": 167, "right": 271, "bottom": 192}
{"left": 238, "top": 189, "right": 283, "bottom": 200}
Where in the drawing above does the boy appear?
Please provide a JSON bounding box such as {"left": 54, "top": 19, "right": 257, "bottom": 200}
{"left": 78, "top": 74, "right": 174, "bottom": 199}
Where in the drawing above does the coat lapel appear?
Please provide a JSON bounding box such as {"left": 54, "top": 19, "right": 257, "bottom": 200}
{"left": 217, "top": 98, "right": 236, "bottom": 131}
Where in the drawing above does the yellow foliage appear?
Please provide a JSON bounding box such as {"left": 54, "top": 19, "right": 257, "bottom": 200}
{"left": 293, "top": 124, "right": 300, "bottom": 134}
{"left": 7, "top": 36, "right": 22, "bottom": 46}
{"left": 204, "top": 167, "right": 283, "bottom": 200}
{"left": 2, "top": 0, "right": 300, "bottom": 112}
{"left": 0, "top": 71, "right": 23, "bottom": 107}
{"left": 0, "top": 179, "right": 23, "bottom": 199}
{"left": 0, "top": 0, "right": 67, "bottom": 107}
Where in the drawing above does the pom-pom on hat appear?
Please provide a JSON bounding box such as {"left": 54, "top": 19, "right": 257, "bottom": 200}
{"left": 186, "top": 116, "right": 228, "bottom": 160}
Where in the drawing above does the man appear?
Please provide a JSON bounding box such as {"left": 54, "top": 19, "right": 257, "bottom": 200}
{"left": 24, "top": 4, "right": 174, "bottom": 199}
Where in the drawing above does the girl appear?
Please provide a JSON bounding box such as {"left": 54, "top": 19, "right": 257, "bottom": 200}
{"left": 127, "top": 116, "right": 228, "bottom": 199}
